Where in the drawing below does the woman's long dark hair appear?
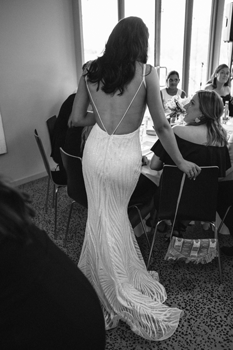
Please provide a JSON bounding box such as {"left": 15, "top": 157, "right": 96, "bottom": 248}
{"left": 197, "top": 90, "right": 228, "bottom": 146}
{"left": 0, "top": 177, "right": 35, "bottom": 242}
{"left": 83, "top": 16, "right": 149, "bottom": 95}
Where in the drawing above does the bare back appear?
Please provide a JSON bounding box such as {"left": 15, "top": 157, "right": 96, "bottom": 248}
{"left": 86, "top": 62, "right": 147, "bottom": 135}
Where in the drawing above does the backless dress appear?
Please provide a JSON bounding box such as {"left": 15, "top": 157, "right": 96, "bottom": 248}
{"left": 78, "top": 64, "right": 183, "bottom": 341}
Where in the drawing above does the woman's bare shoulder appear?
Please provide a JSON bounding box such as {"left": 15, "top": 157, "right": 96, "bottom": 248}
{"left": 173, "top": 125, "right": 207, "bottom": 144}
{"left": 172, "top": 125, "right": 190, "bottom": 138}
{"left": 204, "top": 84, "right": 214, "bottom": 91}
{"left": 224, "top": 86, "right": 231, "bottom": 94}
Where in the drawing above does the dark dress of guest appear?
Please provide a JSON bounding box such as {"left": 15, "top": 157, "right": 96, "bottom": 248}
{"left": 151, "top": 134, "right": 230, "bottom": 178}
{"left": 150, "top": 90, "right": 231, "bottom": 236}
{"left": 0, "top": 177, "right": 106, "bottom": 350}
{"left": 51, "top": 93, "right": 85, "bottom": 179}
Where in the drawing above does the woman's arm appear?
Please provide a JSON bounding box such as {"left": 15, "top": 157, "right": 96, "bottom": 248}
{"left": 150, "top": 154, "right": 163, "bottom": 170}
{"left": 68, "top": 75, "right": 96, "bottom": 127}
{"left": 146, "top": 66, "right": 201, "bottom": 178}
{"left": 204, "top": 84, "right": 213, "bottom": 91}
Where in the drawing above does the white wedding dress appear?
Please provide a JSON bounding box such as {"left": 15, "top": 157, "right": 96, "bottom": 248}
{"left": 78, "top": 66, "right": 183, "bottom": 341}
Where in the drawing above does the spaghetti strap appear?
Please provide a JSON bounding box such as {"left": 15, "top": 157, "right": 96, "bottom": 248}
{"left": 112, "top": 64, "right": 146, "bottom": 135}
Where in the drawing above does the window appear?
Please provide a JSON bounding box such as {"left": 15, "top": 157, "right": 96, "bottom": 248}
{"left": 125, "top": 0, "right": 155, "bottom": 65}
{"left": 219, "top": 0, "right": 233, "bottom": 68}
{"left": 81, "top": 0, "right": 118, "bottom": 63}
{"left": 160, "top": 0, "right": 186, "bottom": 84}
{"left": 188, "top": 0, "right": 212, "bottom": 94}
{"left": 80, "top": 0, "right": 227, "bottom": 95}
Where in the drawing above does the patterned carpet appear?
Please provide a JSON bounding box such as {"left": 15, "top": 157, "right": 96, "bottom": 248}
{"left": 19, "top": 176, "right": 233, "bottom": 350}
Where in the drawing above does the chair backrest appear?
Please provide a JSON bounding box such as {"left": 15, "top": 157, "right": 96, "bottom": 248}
{"left": 60, "top": 148, "right": 87, "bottom": 208}
{"left": 158, "top": 165, "right": 219, "bottom": 222}
{"left": 46, "top": 115, "right": 57, "bottom": 149}
{"left": 34, "top": 129, "right": 52, "bottom": 178}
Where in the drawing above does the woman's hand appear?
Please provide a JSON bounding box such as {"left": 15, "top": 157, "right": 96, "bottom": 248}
{"left": 178, "top": 160, "right": 201, "bottom": 180}
{"left": 142, "top": 156, "right": 149, "bottom": 166}
{"left": 68, "top": 115, "right": 76, "bottom": 128}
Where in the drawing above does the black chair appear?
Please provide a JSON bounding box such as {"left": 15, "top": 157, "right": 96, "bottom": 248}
{"left": 60, "top": 147, "right": 154, "bottom": 247}
{"left": 147, "top": 165, "right": 222, "bottom": 283}
{"left": 128, "top": 199, "right": 154, "bottom": 247}
{"left": 46, "top": 115, "right": 59, "bottom": 167}
{"left": 217, "top": 180, "right": 233, "bottom": 236}
{"left": 60, "top": 148, "right": 87, "bottom": 247}
{"left": 34, "top": 129, "right": 67, "bottom": 238}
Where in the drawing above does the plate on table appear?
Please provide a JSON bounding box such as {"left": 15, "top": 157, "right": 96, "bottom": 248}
{"left": 146, "top": 129, "right": 156, "bottom": 136}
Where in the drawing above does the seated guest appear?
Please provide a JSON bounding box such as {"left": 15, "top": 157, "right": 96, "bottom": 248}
{"left": 150, "top": 90, "right": 231, "bottom": 237}
{"left": 51, "top": 92, "right": 86, "bottom": 179}
{"left": 205, "top": 63, "right": 233, "bottom": 116}
{"left": 0, "top": 177, "right": 106, "bottom": 349}
{"left": 160, "top": 70, "right": 187, "bottom": 115}
{"left": 51, "top": 92, "right": 78, "bottom": 162}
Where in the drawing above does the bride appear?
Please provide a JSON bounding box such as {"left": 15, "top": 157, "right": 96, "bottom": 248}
{"left": 69, "top": 16, "right": 201, "bottom": 341}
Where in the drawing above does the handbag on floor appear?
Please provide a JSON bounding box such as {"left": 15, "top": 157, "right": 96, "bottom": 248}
{"left": 164, "top": 174, "right": 218, "bottom": 264}
{"left": 165, "top": 236, "right": 218, "bottom": 264}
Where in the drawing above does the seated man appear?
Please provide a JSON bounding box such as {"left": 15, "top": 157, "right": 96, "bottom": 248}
{"left": 51, "top": 92, "right": 85, "bottom": 180}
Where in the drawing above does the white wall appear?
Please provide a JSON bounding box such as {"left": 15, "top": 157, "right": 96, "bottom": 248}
{"left": 0, "top": 0, "right": 81, "bottom": 185}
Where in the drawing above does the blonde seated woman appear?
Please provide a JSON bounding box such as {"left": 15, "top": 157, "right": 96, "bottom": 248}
{"left": 150, "top": 90, "right": 231, "bottom": 237}
{"left": 205, "top": 63, "right": 233, "bottom": 116}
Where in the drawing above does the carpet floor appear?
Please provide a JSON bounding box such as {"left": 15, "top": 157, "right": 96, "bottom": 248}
{"left": 19, "top": 176, "right": 233, "bottom": 350}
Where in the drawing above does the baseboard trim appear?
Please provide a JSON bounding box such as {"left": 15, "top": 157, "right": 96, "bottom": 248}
{"left": 12, "top": 171, "right": 47, "bottom": 187}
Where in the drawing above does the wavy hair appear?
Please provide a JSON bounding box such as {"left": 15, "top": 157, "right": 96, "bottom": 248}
{"left": 83, "top": 16, "right": 149, "bottom": 95}
{"left": 196, "top": 90, "right": 228, "bottom": 146}
{"left": 0, "top": 177, "right": 35, "bottom": 242}
{"left": 207, "top": 64, "right": 231, "bottom": 88}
